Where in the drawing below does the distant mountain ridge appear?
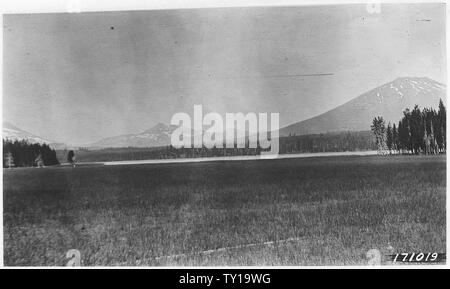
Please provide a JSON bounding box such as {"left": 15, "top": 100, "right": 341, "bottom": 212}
{"left": 279, "top": 77, "right": 446, "bottom": 136}
{"left": 6, "top": 77, "right": 443, "bottom": 149}
{"left": 3, "top": 121, "right": 54, "bottom": 144}
{"left": 3, "top": 121, "right": 68, "bottom": 149}
{"left": 89, "top": 123, "right": 178, "bottom": 148}
{"left": 89, "top": 77, "right": 446, "bottom": 148}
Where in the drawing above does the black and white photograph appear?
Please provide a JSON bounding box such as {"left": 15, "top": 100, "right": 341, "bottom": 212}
{"left": 1, "top": 0, "right": 447, "bottom": 269}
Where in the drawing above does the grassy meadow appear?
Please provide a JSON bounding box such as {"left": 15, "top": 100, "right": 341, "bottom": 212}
{"left": 3, "top": 155, "right": 446, "bottom": 266}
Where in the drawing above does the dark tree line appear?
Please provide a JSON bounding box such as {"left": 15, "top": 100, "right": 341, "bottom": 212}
{"left": 371, "top": 99, "right": 446, "bottom": 155}
{"left": 67, "top": 131, "right": 378, "bottom": 163}
{"left": 279, "top": 131, "right": 376, "bottom": 153}
{"left": 3, "top": 139, "right": 59, "bottom": 167}
{"left": 56, "top": 144, "right": 266, "bottom": 163}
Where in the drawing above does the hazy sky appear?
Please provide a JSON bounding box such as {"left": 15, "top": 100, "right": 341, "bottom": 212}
{"left": 3, "top": 3, "right": 446, "bottom": 145}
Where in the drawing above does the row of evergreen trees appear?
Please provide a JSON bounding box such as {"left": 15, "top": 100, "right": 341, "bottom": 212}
{"left": 3, "top": 139, "right": 59, "bottom": 168}
{"left": 371, "top": 99, "right": 446, "bottom": 155}
{"left": 279, "top": 131, "right": 376, "bottom": 153}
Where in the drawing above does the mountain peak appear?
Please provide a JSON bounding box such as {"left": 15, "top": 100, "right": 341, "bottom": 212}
{"left": 90, "top": 122, "right": 176, "bottom": 148}
{"left": 280, "top": 77, "right": 446, "bottom": 136}
{"left": 154, "top": 122, "right": 169, "bottom": 129}
{"left": 391, "top": 76, "right": 445, "bottom": 89}
{"left": 144, "top": 122, "right": 172, "bottom": 134}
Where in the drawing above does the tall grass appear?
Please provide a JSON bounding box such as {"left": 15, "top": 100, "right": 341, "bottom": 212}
{"left": 3, "top": 155, "right": 446, "bottom": 266}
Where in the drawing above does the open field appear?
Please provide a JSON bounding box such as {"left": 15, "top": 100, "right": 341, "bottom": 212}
{"left": 3, "top": 155, "right": 446, "bottom": 266}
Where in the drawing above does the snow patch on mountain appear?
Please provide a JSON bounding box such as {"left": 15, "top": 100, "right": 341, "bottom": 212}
{"left": 3, "top": 122, "right": 54, "bottom": 144}
{"left": 280, "top": 77, "right": 446, "bottom": 137}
